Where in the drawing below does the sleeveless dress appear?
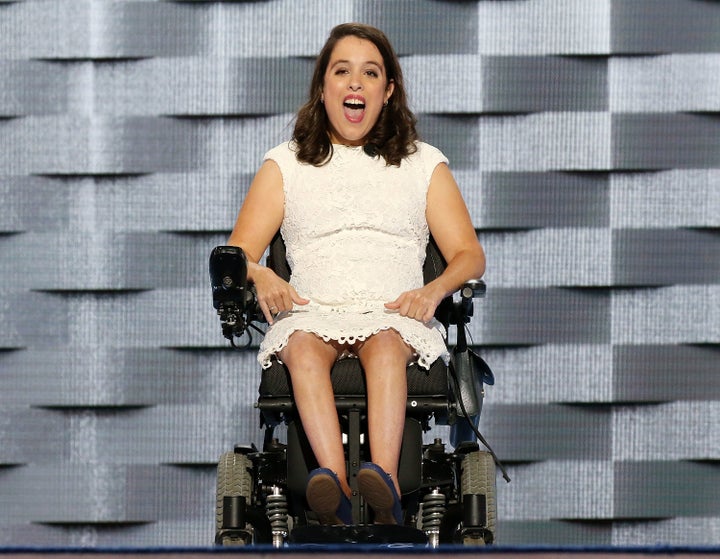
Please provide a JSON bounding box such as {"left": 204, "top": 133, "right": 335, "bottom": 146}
{"left": 257, "top": 141, "right": 450, "bottom": 370}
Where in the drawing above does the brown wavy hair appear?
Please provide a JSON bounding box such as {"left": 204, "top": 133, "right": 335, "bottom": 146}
{"left": 292, "top": 23, "right": 418, "bottom": 167}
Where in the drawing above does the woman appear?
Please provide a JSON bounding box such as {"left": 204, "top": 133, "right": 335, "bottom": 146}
{"left": 227, "top": 23, "right": 485, "bottom": 526}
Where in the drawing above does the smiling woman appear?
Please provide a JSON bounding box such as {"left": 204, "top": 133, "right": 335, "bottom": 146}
{"left": 292, "top": 23, "right": 419, "bottom": 167}
{"left": 226, "top": 22, "right": 485, "bottom": 527}
{"left": 321, "top": 36, "right": 394, "bottom": 145}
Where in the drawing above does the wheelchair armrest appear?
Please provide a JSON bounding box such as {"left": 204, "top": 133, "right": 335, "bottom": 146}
{"left": 439, "top": 278, "right": 486, "bottom": 328}
{"left": 460, "top": 278, "right": 486, "bottom": 300}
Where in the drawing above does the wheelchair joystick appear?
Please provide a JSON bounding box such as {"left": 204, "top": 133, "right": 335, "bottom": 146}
{"left": 209, "top": 245, "right": 263, "bottom": 346}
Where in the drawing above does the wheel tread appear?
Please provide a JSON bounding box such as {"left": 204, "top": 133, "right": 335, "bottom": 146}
{"left": 460, "top": 450, "right": 497, "bottom": 541}
{"left": 215, "top": 451, "right": 253, "bottom": 533}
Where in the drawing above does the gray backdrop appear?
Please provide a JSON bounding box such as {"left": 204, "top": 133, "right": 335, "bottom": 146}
{"left": 1, "top": 0, "right": 719, "bottom": 548}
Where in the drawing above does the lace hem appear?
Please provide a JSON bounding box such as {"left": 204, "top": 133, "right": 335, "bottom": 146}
{"left": 257, "top": 310, "right": 449, "bottom": 371}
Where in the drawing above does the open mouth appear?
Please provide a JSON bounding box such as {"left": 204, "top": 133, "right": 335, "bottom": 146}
{"left": 343, "top": 96, "right": 366, "bottom": 123}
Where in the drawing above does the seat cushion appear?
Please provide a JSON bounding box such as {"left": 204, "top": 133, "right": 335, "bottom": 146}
{"left": 259, "top": 357, "right": 449, "bottom": 398}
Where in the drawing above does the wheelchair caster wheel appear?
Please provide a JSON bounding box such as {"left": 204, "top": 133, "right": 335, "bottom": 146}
{"left": 459, "top": 450, "right": 496, "bottom": 544}
{"left": 216, "top": 451, "right": 254, "bottom": 546}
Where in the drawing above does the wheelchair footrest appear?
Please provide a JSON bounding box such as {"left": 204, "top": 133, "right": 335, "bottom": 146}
{"left": 289, "top": 524, "right": 428, "bottom": 545}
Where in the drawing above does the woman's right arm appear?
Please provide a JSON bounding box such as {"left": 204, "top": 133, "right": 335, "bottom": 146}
{"left": 227, "top": 159, "right": 308, "bottom": 323}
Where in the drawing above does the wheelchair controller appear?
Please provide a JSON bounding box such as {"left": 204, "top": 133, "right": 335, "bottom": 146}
{"left": 209, "top": 245, "right": 263, "bottom": 345}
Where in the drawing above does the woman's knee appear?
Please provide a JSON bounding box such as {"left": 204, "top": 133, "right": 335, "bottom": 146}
{"left": 279, "top": 330, "right": 338, "bottom": 371}
{"left": 357, "top": 329, "right": 413, "bottom": 366}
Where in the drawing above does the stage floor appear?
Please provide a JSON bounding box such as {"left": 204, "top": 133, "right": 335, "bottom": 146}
{"left": 3, "top": 547, "right": 720, "bottom": 559}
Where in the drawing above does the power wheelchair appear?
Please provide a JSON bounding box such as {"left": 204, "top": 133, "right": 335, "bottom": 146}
{"left": 209, "top": 234, "right": 504, "bottom": 547}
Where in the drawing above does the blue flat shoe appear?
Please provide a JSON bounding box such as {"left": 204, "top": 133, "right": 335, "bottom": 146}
{"left": 357, "top": 462, "right": 403, "bottom": 525}
{"left": 305, "top": 468, "right": 353, "bottom": 525}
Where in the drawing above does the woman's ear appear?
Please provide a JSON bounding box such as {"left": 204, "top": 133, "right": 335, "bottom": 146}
{"left": 385, "top": 80, "right": 395, "bottom": 103}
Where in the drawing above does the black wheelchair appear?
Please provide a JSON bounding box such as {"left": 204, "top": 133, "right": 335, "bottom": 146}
{"left": 209, "top": 234, "right": 505, "bottom": 547}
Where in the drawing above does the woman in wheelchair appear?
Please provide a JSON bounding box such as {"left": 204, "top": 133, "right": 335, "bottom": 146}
{"left": 226, "top": 23, "right": 485, "bottom": 527}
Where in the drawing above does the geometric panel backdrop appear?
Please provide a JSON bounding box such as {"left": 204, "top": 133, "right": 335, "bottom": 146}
{"left": 1, "top": 0, "right": 718, "bottom": 547}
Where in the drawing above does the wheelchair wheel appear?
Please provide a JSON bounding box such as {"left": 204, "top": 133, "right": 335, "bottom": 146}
{"left": 216, "top": 451, "right": 253, "bottom": 546}
{"left": 459, "top": 450, "right": 497, "bottom": 544}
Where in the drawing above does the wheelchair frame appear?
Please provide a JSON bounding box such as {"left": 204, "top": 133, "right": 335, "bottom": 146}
{"left": 210, "top": 237, "right": 499, "bottom": 547}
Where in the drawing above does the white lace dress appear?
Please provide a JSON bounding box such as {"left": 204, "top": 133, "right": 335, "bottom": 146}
{"left": 257, "top": 141, "right": 450, "bottom": 370}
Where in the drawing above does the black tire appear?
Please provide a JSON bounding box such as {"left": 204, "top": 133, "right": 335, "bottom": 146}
{"left": 459, "top": 450, "right": 497, "bottom": 544}
{"left": 216, "top": 451, "right": 253, "bottom": 545}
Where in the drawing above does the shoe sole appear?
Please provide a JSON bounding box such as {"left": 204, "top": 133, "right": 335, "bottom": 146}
{"left": 306, "top": 472, "right": 343, "bottom": 525}
{"left": 357, "top": 468, "right": 398, "bottom": 525}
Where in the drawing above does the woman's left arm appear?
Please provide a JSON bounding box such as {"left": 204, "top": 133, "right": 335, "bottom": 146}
{"left": 385, "top": 163, "right": 485, "bottom": 323}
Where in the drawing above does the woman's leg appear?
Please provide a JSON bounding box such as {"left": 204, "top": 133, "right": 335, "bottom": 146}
{"left": 278, "top": 331, "right": 352, "bottom": 498}
{"left": 355, "top": 329, "right": 413, "bottom": 496}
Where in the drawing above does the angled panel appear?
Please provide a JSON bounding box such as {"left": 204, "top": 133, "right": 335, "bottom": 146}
{"left": 474, "top": 172, "right": 610, "bottom": 229}
{"left": 0, "top": 464, "right": 214, "bottom": 523}
{"left": 0, "top": 115, "right": 291, "bottom": 174}
{"left": 0, "top": 348, "right": 259, "bottom": 407}
{"left": 477, "top": 0, "right": 611, "bottom": 55}
{"left": 483, "top": 56, "right": 608, "bottom": 113}
{"left": 3, "top": 232, "right": 227, "bottom": 290}
{"left": 613, "top": 344, "right": 720, "bottom": 403}
{"left": 403, "top": 55, "right": 484, "bottom": 113}
{"left": 498, "top": 460, "right": 614, "bottom": 520}
{"left": 481, "top": 403, "right": 611, "bottom": 461}
{"left": 94, "top": 57, "right": 313, "bottom": 116}
{"left": 15, "top": 288, "right": 223, "bottom": 349}
{"left": 612, "top": 113, "right": 720, "bottom": 170}
{"left": 0, "top": 0, "right": 93, "bottom": 59}
{"left": 610, "top": 54, "right": 720, "bottom": 112}
{"left": 0, "top": 177, "right": 71, "bottom": 232}
{"left": 356, "top": 0, "right": 478, "bottom": 55}
{"left": 420, "top": 113, "right": 612, "bottom": 172}
{"left": 482, "top": 344, "right": 614, "bottom": 405}
{"left": 612, "top": 517, "right": 720, "bottom": 546}
{"left": 499, "top": 520, "right": 611, "bottom": 546}
{"left": 417, "top": 114, "right": 480, "bottom": 170}
{"left": 613, "top": 229, "right": 720, "bottom": 286}
{"left": 0, "top": 407, "right": 65, "bottom": 465}
{"left": 481, "top": 228, "right": 611, "bottom": 288}
{"left": 611, "top": 170, "right": 720, "bottom": 229}
{"left": 4, "top": 288, "right": 220, "bottom": 349}
{"left": 613, "top": 402, "right": 720, "bottom": 461}
{"left": 0, "top": 61, "right": 69, "bottom": 116}
{"left": 1, "top": 290, "right": 69, "bottom": 349}
{"left": 470, "top": 288, "right": 611, "bottom": 345}
{"left": 0, "top": 519, "right": 212, "bottom": 548}
{"left": 614, "top": 461, "right": 720, "bottom": 518}
{"left": 0, "top": 175, "right": 251, "bottom": 233}
{"left": 0, "top": 403, "right": 260, "bottom": 466}
{"left": 0, "top": 0, "right": 353, "bottom": 59}
{"left": 612, "top": 0, "right": 720, "bottom": 54}
{"left": 96, "top": 1, "right": 352, "bottom": 58}
{"left": 611, "top": 286, "right": 720, "bottom": 344}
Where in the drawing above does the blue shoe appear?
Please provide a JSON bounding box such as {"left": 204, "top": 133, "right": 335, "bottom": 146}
{"left": 306, "top": 468, "right": 353, "bottom": 525}
{"left": 357, "top": 462, "right": 403, "bottom": 525}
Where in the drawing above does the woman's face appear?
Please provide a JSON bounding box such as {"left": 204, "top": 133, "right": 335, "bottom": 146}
{"left": 321, "top": 35, "right": 394, "bottom": 146}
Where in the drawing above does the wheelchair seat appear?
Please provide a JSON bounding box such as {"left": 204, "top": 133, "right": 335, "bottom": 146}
{"left": 211, "top": 232, "right": 499, "bottom": 547}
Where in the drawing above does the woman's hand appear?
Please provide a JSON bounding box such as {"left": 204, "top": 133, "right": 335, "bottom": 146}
{"left": 250, "top": 263, "right": 309, "bottom": 324}
{"left": 384, "top": 283, "right": 445, "bottom": 324}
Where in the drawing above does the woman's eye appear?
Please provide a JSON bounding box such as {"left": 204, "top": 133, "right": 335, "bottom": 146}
{"left": 365, "top": 70, "right": 378, "bottom": 78}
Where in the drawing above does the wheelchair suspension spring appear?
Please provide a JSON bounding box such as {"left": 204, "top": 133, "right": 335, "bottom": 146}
{"left": 422, "top": 488, "right": 447, "bottom": 547}
{"left": 266, "top": 486, "right": 288, "bottom": 547}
